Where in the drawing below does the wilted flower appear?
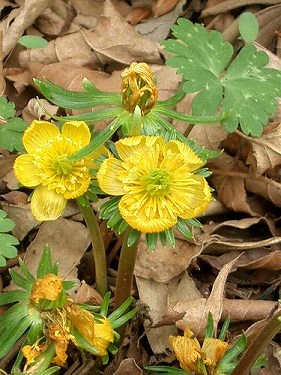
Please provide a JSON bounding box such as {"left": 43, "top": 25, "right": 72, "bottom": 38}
{"left": 97, "top": 135, "right": 212, "bottom": 233}
{"left": 121, "top": 62, "right": 158, "bottom": 115}
{"left": 169, "top": 327, "right": 229, "bottom": 375}
{"left": 13, "top": 120, "right": 95, "bottom": 221}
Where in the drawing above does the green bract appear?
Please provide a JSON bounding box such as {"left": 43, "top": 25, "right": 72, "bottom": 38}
{"left": 162, "top": 17, "right": 281, "bottom": 136}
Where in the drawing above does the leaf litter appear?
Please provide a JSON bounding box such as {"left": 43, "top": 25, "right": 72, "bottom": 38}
{"left": 1, "top": 0, "right": 281, "bottom": 373}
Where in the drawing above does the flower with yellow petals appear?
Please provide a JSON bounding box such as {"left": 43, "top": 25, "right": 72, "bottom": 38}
{"left": 91, "top": 316, "right": 114, "bottom": 356}
{"left": 121, "top": 62, "right": 158, "bottom": 115}
{"left": 169, "top": 327, "right": 229, "bottom": 375}
{"left": 13, "top": 120, "right": 95, "bottom": 221}
{"left": 97, "top": 135, "right": 212, "bottom": 233}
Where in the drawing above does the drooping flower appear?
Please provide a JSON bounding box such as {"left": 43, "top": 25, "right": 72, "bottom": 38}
{"left": 169, "top": 327, "right": 229, "bottom": 375}
{"left": 121, "top": 62, "right": 158, "bottom": 115}
{"left": 13, "top": 120, "right": 95, "bottom": 221}
{"left": 97, "top": 135, "right": 212, "bottom": 233}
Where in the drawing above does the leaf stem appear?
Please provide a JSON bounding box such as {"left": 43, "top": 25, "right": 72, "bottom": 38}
{"left": 77, "top": 198, "right": 108, "bottom": 296}
{"left": 114, "top": 229, "right": 139, "bottom": 309}
{"left": 232, "top": 305, "right": 281, "bottom": 375}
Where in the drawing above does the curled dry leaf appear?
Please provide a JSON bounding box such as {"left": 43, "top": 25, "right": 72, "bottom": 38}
{"left": 75, "top": 280, "right": 103, "bottom": 305}
{"left": 135, "top": 272, "right": 201, "bottom": 353}
{"left": 239, "top": 123, "right": 281, "bottom": 176}
{"left": 201, "top": 249, "right": 281, "bottom": 272}
{"left": 209, "top": 153, "right": 257, "bottom": 215}
{"left": 152, "top": 0, "right": 181, "bottom": 17}
{"left": 1, "top": 0, "right": 55, "bottom": 59}
{"left": 125, "top": 7, "right": 152, "bottom": 25}
{"left": 22, "top": 98, "right": 59, "bottom": 123}
{"left": 174, "top": 256, "right": 240, "bottom": 337}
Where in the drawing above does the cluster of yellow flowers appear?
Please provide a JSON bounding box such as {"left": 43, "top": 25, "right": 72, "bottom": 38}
{"left": 13, "top": 62, "right": 212, "bottom": 234}
{"left": 22, "top": 274, "right": 114, "bottom": 369}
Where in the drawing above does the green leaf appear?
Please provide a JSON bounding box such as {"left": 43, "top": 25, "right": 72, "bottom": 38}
{"left": 0, "top": 210, "right": 19, "bottom": 267}
{"left": 35, "top": 78, "right": 121, "bottom": 109}
{"left": 0, "top": 315, "right": 32, "bottom": 359}
{"left": 239, "top": 12, "right": 259, "bottom": 44}
{"left": 163, "top": 18, "right": 281, "bottom": 136}
{"left": 145, "top": 365, "right": 189, "bottom": 374}
{"left": 0, "top": 97, "right": 15, "bottom": 118}
{"left": 221, "top": 44, "right": 281, "bottom": 136}
{"left": 18, "top": 35, "right": 48, "bottom": 49}
{"left": 0, "top": 290, "right": 29, "bottom": 305}
{"left": 0, "top": 117, "right": 28, "bottom": 151}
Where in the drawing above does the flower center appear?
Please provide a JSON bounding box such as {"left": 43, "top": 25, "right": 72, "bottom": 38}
{"left": 53, "top": 155, "right": 73, "bottom": 175}
{"left": 143, "top": 168, "right": 171, "bottom": 195}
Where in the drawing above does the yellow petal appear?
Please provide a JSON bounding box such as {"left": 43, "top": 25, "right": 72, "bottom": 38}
{"left": 61, "top": 121, "right": 91, "bottom": 147}
{"left": 169, "top": 335, "right": 202, "bottom": 373}
{"left": 30, "top": 274, "right": 63, "bottom": 304}
{"left": 13, "top": 154, "right": 41, "bottom": 187}
{"left": 202, "top": 338, "right": 228, "bottom": 367}
{"left": 176, "top": 175, "right": 212, "bottom": 219}
{"left": 22, "top": 120, "right": 60, "bottom": 154}
{"left": 97, "top": 157, "right": 125, "bottom": 195}
{"left": 31, "top": 185, "right": 67, "bottom": 221}
{"left": 92, "top": 317, "right": 114, "bottom": 356}
{"left": 119, "top": 193, "right": 177, "bottom": 233}
{"left": 66, "top": 302, "right": 95, "bottom": 343}
{"left": 116, "top": 135, "right": 162, "bottom": 161}
{"left": 166, "top": 140, "right": 205, "bottom": 172}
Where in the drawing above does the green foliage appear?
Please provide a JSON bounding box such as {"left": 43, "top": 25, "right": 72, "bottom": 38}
{"left": 0, "top": 97, "right": 28, "bottom": 151}
{"left": 0, "top": 209, "right": 19, "bottom": 267}
{"left": 239, "top": 12, "right": 259, "bottom": 44}
{"left": 18, "top": 35, "right": 48, "bottom": 49}
{"left": 162, "top": 17, "right": 281, "bottom": 136}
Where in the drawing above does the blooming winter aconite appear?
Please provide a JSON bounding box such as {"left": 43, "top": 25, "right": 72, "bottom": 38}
{"left": 97, "top": 135, "right": 212, "bottom": 233}
{"left": 14, "top": 120, "right": 94, "bottom": 221}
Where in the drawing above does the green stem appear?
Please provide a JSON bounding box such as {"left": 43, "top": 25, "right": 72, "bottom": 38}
{"left": 77, "top": 198, "right": 108, "bottom": 296}
{"left": 232, "top": 306, "right": 281, "bottom": 375}
{"left": 114, "top": 229, "right": 140, "bottom": 309}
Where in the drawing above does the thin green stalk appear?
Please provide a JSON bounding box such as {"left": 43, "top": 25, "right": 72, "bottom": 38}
{"left": 114, "top": 229, "right": 140, "bottom": 309}
{"left": 232, "top": 305, "right": 281, "bottom": 375}
{"left": 77, "top": 198, "right": 108, "bottom": 296}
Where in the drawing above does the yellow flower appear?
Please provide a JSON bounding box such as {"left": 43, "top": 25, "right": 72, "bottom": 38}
{"left": 97, "top": 135, "right": 212, "bottom": 233}
{"left": 121, "top": 62, "right": 158, "bottom": 115}
{"left": 169, "top": 328, "right": 203, "bottom": 373}
{"left": 30, "top": 274, "right": 64, "bottom": 307}
{"left": 202, "top": 337, "right": 229, "bottom": 368}
{"left": 13, "top": 120, "right": 94, "bottom": 221}
{"left": 22, "top": 340, "right": 48, "bottom": 366}
{"left": 169, "top": 328, "right": 229, "bottom": 375}
{"left": 91, "top": 316, "right": 114, "bottom": 356}
{"left": 65, "top": 302, "right": 114, "bottom": 356}
{"left": 65, "top": 302, "right": 96, "bottom": 344}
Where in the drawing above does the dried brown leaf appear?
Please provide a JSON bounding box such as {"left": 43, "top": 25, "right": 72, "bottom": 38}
{"left": 209, "top": 153, "right": 256, "bottom": 215}
{"left": 134, "top": 237, "right": 202, "bottom": 282}
{"left": 113, "top": 358, "right": 143, "bottom": 375}
{"left": 152, "top": 0, "right": 181, "bottom": 17}
{"left": 1, "top": 0, "right": 55, "bottom": 59}
{"left": 237, "top": 123, "right": 281, "bottom": 176}
{"left": 24, "top": 217, "right": 90, "bottom": 280}
{"left": 125, "top": 7, "right": 152, "bottom": 25}
{"left": 82, "top": 0, "right": 162, "bottom": 66}
{"left": 174, "top": 256, "right": 240, "bottom": 337}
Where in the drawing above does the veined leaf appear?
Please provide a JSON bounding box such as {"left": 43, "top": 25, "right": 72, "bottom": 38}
{"left": 0, "top": 210, "right": 19, "bottom": 267}
{"left": 163, "top": 18, "right": 281, "bottom": 136}
{"left": 0, "top": 97, "right": 16, "bottom": 119}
